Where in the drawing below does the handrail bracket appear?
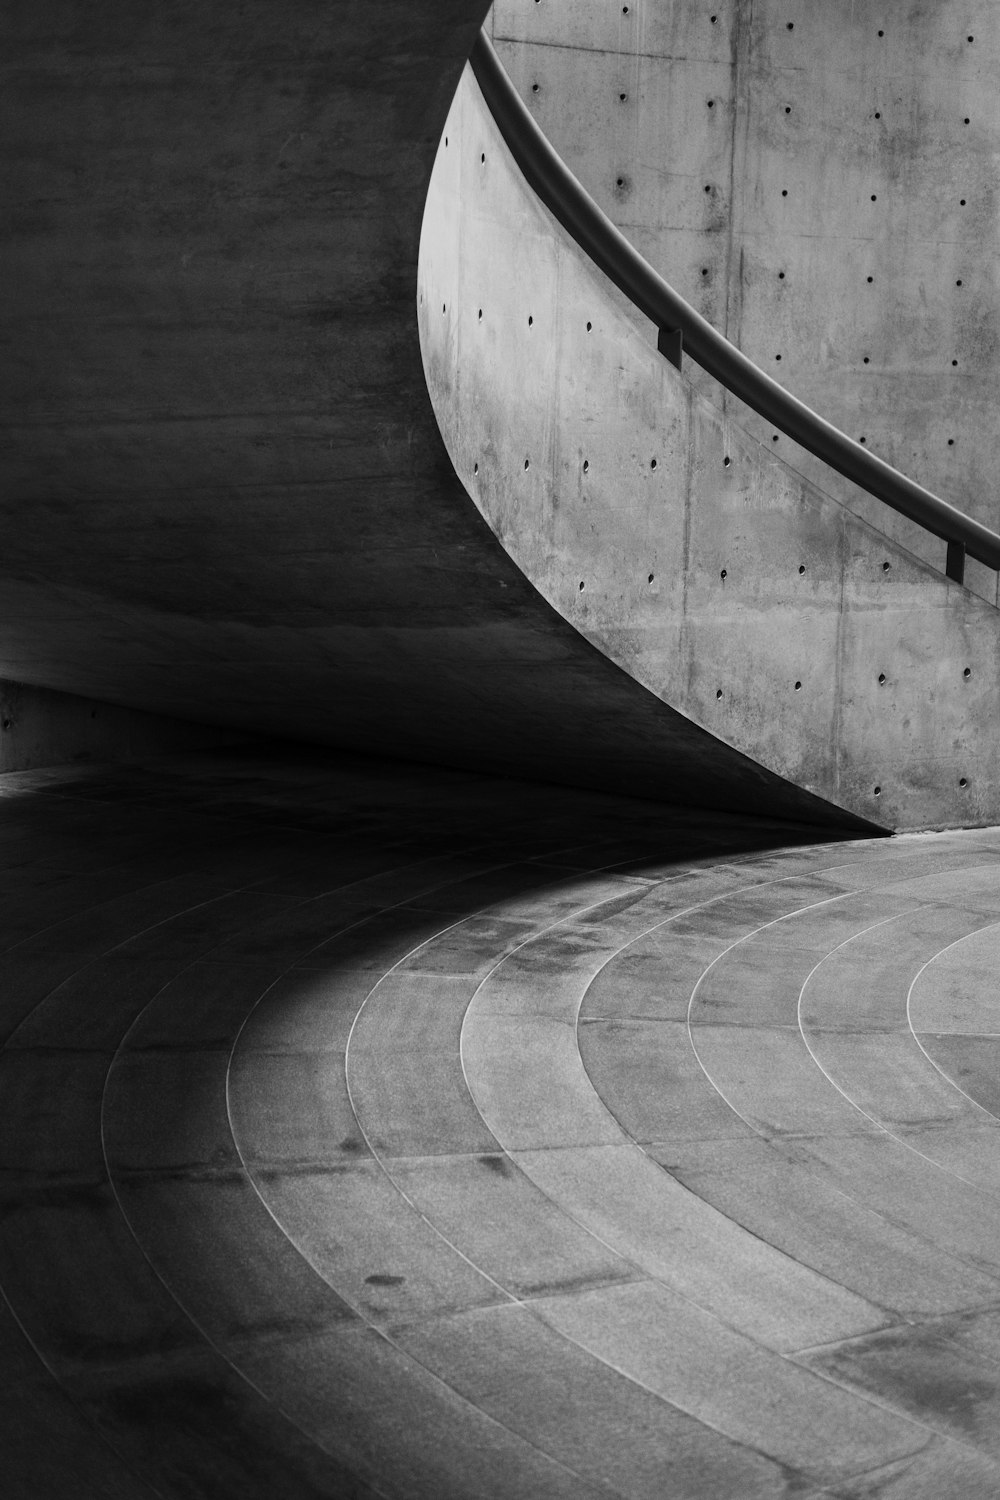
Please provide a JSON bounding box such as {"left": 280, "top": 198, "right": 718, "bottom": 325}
{"left": 657, "top": 326, "right": 683, "bottom": 372}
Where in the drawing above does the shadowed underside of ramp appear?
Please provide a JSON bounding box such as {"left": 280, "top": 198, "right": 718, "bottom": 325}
{"left": 0, "top": 1, "right": 880, "bottom": 828}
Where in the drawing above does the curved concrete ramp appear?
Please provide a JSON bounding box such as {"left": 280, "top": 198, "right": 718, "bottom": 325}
{"left": 420, "top": 65, "right": 1000, "bottom": 833}
{"left": 0, "top": 0, "right": 859, "bottom": 826}
{"left": 6, "top": 751, "right": 1000, "bottom": 1497}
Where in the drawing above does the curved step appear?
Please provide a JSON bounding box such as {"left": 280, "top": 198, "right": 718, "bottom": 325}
{"left": 5, "top": 755, "right": 1000, "bottom": 1496}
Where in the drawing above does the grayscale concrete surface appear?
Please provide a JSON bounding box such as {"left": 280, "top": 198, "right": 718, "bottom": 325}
{"left": 5, "top": 748, "right": 1000, "bottom": 1498}
{"left": 422, "top": 59, "right": 1000, "bottom": 833}
{"left": 6, "top": 7, "right": 1000, "bottom": 1490}
{"left": 1, "top": 0, "right": 810, "bottom": 821}
{"left": 5, "top": 1, "right": 998, "bottom": 830}
{"left": 492, "top": 0, "right": 1000, "bottom": 599}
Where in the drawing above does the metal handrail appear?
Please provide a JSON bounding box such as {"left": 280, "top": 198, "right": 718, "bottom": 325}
{"left": 469, "top": 30, "right": 1000, "bottom": 581}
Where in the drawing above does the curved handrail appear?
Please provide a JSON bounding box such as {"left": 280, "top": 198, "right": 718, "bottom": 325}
{"left": 470, "top": 31, "right": 1000, "bottom": 579}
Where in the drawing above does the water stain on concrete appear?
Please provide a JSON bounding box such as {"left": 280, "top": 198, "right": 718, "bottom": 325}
{"left": 477, "top": 1153, "right": 512, "bottom": 1176}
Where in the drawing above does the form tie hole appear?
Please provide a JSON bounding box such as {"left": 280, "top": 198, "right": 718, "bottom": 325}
{"left": 964, "top": 667, "right": 972, "bottom": 678}
{"left": 578, "top": 580, "right": 585, "bottom": 591}
{"left": 650, "top": 458, "right": 657, "bottom": 470}
{"left": 648, "top": 573, "right": 655, "bottom": 584}
{"left": 772, "top": 434, "right": 779, "bottom": 442}
{"left": 867, "top": 275, "right": 874, "bottom": 283}
{"left": 528, "top": 314, "right": 533, "bottom": 326}
{"left": 794, "top": 681, "right": 802, "bottom": 691}
{"left": 778, "top": 270, "right": 785, "bottom": 279}
{"left": 524, "top": 458, "right": 530, "bottom": 470}
{"left": 586, "top": 321, "right": 593, "bottom": 331}
{"left": 878, "top": 672, "right": 886, "bottom": 684}
{"left": 473, "top": 462, "right": 479, "bottom": 475}
{"left": 720, "top": 568, "right": 728, "bottom": 580}
{"left": 582, "top": 459, "right": 589, "bottom": 473}
{"left": 723, "top": 455, "right": 731, "bottom": 467}
{"left": 874, "top": 785, "right": 882, "bottom": 797}
{"left": 798, "top": 564, "right": 805, "bottom": 574}
{"left": 716, "top": 688, "right": 723, "bottom": 699}
{"left": 532, "top": 83, "right": 540, "bottom": 93}
{"left": 960, "top": 776, "right": 969, "bottom": 788}
{"left": 478, "top": 308, "right": 482, "bottom": 321}
{"left": 863, "top": 356, "right": 870, "bottom": 364}
{"left": 882, "top": 561, "right": 891, "bottom": 572}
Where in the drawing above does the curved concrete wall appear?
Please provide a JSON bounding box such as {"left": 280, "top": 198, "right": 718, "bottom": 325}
{"left": 419, "top": 65, "right": 1000, "bottom": 832}
{"left": 0, "top": 0, "right": 858, "bottom": 823}
{"left": 491, "top": 0, "right": 1000, "bottom": 603}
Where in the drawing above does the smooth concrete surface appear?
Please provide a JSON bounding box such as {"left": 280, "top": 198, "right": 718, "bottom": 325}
{"left": 0, "top": 679, "right": 246, "bottom": 772}
{"left": 491, "top": 0, "right": 1000, "bottom": 597}
{"left": 0, "top": 0, "right": 873, "bottom": 826}
{"left": 421, "top": 63, "right": 1000, "bottom": 833}
{"left": 7, "top": 747, "right": 1000, "bottom": 1496}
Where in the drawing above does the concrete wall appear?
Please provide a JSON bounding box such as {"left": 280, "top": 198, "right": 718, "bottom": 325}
{"left": 420, "top": 65, "right": 1000, "bottom": 832}
{"left": 0, "top": 680, "right": 244, "bottom": 773}
{"left": 491, "top": 0, "right": 1000, "bottom": 603}
{"left": 0, "top": 0, "right": 862, "bottom": 824}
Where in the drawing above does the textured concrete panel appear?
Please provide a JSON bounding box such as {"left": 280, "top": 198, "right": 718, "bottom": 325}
{"left": 492, "top": 0, "right": 1000, "bottom": 598}
{"left": 421, "top": 61, "right": 1000, "bottom": 830}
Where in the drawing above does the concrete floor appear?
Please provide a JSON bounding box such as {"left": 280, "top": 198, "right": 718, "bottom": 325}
{"left": 3, "top": 749, "right": 1000, "bottom": 1498}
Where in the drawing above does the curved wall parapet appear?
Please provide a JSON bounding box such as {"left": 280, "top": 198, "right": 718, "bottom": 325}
{"left": 0, "top": 0, "right": 864, "bottom": 824}
{"left": 490, "top": 0, "right": 1000, "bottom": 603}
{"left": 419, "top": 63, "right": 1000, "bottom": 831}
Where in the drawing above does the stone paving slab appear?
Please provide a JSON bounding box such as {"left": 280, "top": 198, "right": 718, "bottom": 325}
{"left": 512, "top": 1143, "right": 888, "bottom": 1350}
{"left": 529, "top": 1280, "right": 923, "bottom": 1482}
